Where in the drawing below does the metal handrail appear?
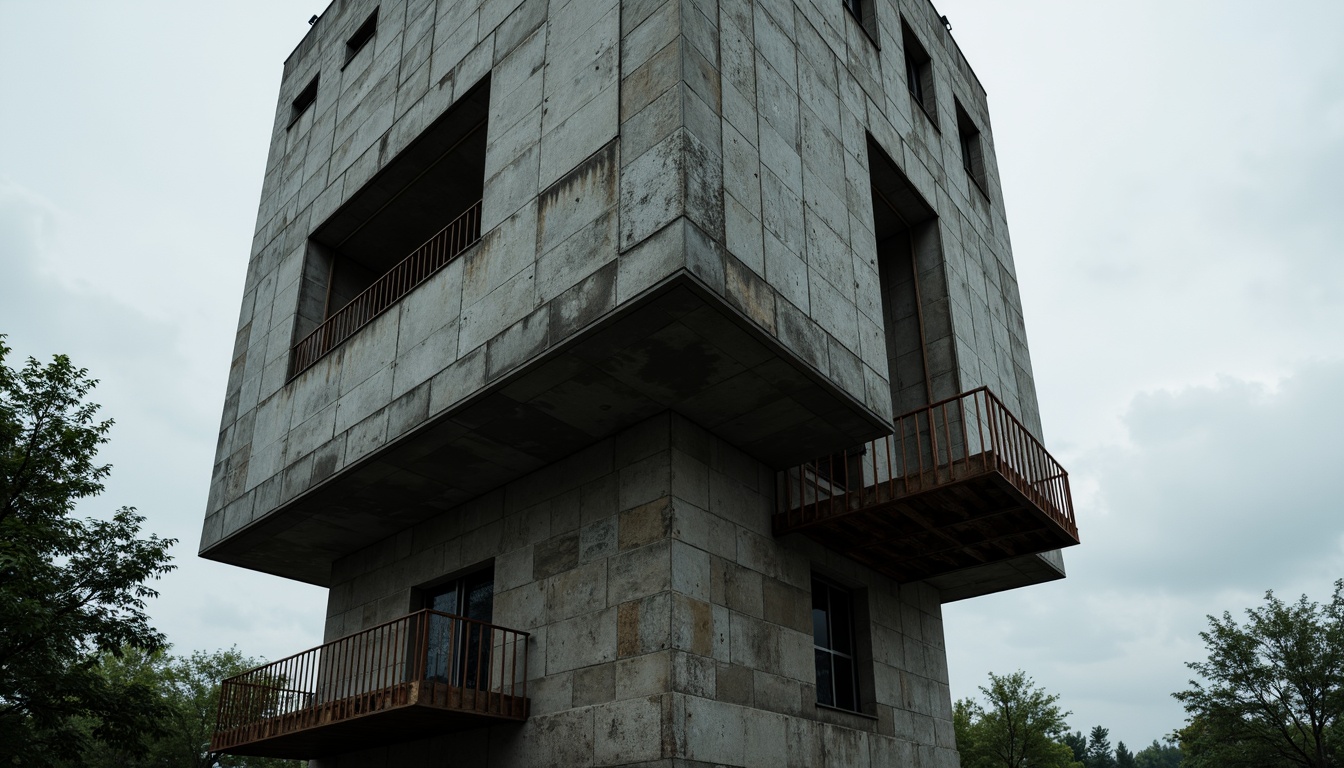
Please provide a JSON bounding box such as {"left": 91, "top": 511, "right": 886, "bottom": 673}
{"left": 211, "top": 608, "right": 528, "bottom": 752}
{"left": 289, "top": 200, "right": 483, "bottom": 378}
{"left": 778, "top": 387, "right": 1077, "bottom": 538}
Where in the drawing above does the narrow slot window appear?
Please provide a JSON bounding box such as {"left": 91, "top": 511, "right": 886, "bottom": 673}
{"left": 288, "top": 75, "right": 319, "bottom": 128}
{"left": 955, "top": 100, "right": 989, "bottom": 198}
{"left": 812, "top": 575, "right": 861, "bottom": 712}
{"left": 901, "top": 20, "right": 936, "bottom": 127}
{"left": 345, "top": 8, "right": 378, "bottom": 65}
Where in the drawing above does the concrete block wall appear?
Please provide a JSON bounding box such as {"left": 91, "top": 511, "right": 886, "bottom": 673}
{"left": 204, "top": 0, "right": 1049, "bottom": 552}
{"left": 314, "top": 412, "right": 957, "bottom": 767}
{"left": 686, "top": 0, "right": 1042, "bottom": 433}
{"left": 205, "top": 0, "right": 632, "bottom": 548}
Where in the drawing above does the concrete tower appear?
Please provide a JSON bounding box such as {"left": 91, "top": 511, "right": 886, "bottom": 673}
{"left": 200, "top": 0, "right": 1079, "bottom": 765}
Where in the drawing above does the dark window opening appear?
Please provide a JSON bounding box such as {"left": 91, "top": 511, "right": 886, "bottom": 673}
{"left": 288, "top": 75, "right": 319, "bottom": 129}
{"left": 867, "top": 135, "right": 945, "bottom": 415}
{"left": 901, "top": 20, "right": 936, "bottom": 127}
{"left": 289, "top": 76, "right": 491, "bottom": 377}
{"left": 345, "top": 8, "right": 378, "bottom": 66}
{"left": 422, "top": 567, "right": 494, "bottom": 689}
{"left": 842, "top": 0, "right": 879, "bottom": 46}
{"left": 955, "top": 100, "right": 989, "bottom": 198}
{"left": 813, "top": 576, "right": 860, "bottom": 712}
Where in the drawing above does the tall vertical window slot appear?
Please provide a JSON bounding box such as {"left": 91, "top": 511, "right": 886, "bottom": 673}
{"left": 901, "top": 20, "right": 936, "bottom": 126}
{"left": 955, "top": 100, "right": 989, "bottom": 198}
{"left": 288, "top": 74, "right": 319, "bottom": 129}
{"left": 345, "top": 8, "right": 378, "bottom": 66}
{"left": 812, "top": 576, "right": 860, "bottom": 712}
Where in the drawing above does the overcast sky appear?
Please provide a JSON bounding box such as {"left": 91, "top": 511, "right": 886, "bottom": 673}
{"left": 2, "top": 0, "right": 1341, "bottom": 753}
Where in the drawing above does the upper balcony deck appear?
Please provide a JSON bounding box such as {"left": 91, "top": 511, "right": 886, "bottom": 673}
{"left": 775, "top": 388, "right": 1079, "bottom": 584}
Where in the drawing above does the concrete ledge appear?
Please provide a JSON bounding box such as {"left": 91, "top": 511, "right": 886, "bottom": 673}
{"left": 200, "top": 270, "right": 890, "bottom": 585}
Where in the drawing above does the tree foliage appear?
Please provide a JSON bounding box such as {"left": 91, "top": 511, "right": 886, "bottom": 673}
{"left": 1087, "top": 725, "right": 1118, "bottom": 768}
{"left": 1063, "top": 730, "right": 1088, "bottom": 763}
{"left": 955, "top": 671, "right": 1083, "bottom": 768}
{"left": 58, "top": 647, "right": 301, "bottom": 768}
{"left": 1174, "top": 581, "right": 1344, "bottom": 768}
{"left": 1134, "top": 739, "right": 1183, "bottom": 768}
{"left": 0, "top": 339, "right": 177, "bottom": 765}
{"left": 1116, "top": 740, "right": 1136, "bottom": 768}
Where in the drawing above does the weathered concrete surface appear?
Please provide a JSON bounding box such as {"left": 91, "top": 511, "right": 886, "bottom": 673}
{"left": 310, "top": 414, "right": 959, "bottom": 768}
{"left": 202, "top": 0, "right": 1070, "bottom": 763}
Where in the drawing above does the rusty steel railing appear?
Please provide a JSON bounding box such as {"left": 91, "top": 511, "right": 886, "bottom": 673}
{"left": 289, "top": 200, "right": 483, "bottom": 378}
{"left": 778, "top": 387, "right": 1077, "bottom": 538}
{"left": 212, "top": 608, "right": 528, "bottom": 753}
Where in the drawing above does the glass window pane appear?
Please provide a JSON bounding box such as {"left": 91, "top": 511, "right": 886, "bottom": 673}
{"left": 812, "top": 606, "right": 830, "bottom": 648}
{"left": 834, "top": 655, "right": 857, "bottom": 711}
{"left": 465, "top": 577, "right": 493, "bottom": 623}
{"left": 812, "top": 580, "right": 830, "bottom": 647}
{"left": 814, "top": 649, "right": 835, "bottom": 707}
{"left": 429, "top": 586, "right": 458, "bottom": 614}
{"left": 831, "top": 591, "right": 853, "bottom": 654}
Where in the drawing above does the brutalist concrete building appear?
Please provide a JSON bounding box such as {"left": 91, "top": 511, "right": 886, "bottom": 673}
{"left": 200, "top": 0, "right": 1079, "bottom": 765}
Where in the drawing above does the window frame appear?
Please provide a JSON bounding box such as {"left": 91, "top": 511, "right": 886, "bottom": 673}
{"left": 343, "top": 7, "right": 379, "bottom": 69}
{"left": 954, "top": 99, "right": 990, "bottom": 200}
{"left": 900, "top": 19, "right": 937, "bottom": 129}
{"left": 841, "top": 0, "right": 880, "bottom": 46}
{"left": 417, "top": 565, "right": 495, "bottom": 689}
{"left": 812, "top": 575, "right": 862, "bottom": 713}
{"left": 287, "top": 74, "right": 319, "bottom": 130}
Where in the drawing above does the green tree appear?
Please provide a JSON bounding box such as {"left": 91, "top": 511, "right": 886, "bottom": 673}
{"left": 1087, "top": 725, "right": 1117, "bottom": 768}
{"left": 1134, "top": 739, "right": 1183, "bottom": 768}
{"left": 155, "top": 648, "right": 301, "bottom": 768}
{"left": 59, "top": 647, "right": 301, "bottom": 768}
{"left": 1063, "top": 731, "right": 1089, "bottom": 763}
{"left": 1174, "top": 581, "right": 1344, "bottom": 768}
{"left": 955, "top": 671, "right": 1083, "bottom": 768}
{"left": 0, "top": 340, "right": 177, "bottom": 766}
{"left": 1116, "top": 740, "right": 1136, "bottom": 768}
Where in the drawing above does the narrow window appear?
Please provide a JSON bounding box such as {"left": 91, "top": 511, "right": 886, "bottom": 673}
{"left": 842, "top": 0, "right": 879, "bottom": 45}
{"left": 288, "top": 75, "right": 319, "bottom": 128}
{"left": 901, "top": 20, "right": 936, "bottom": 126}
{"left": 345, "top": 8, "right": 378, "bottom": 65}
{"left": 812, "top": 576, "right": 860, "bottom": 712}
{"left": 423, "top": 567, "right": 494, "bottom": 689}
{"left": 955, "top": 100, "right": 989, "bottom": 197}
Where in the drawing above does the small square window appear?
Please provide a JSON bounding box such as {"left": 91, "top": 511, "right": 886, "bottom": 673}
{"left": 288, "top": 75, "right": 319, "bottom": 128}
{"left": 901, "top": 20, "right": 936, "bottom": 127}
{"left": 955, "top": 100, "right": 989, "bottom": 198}
{"left": 812, "top": 575, "right": 860, "bottom": 712}
{"left": 345, "top": 8, "right": 379, "bottom": 66}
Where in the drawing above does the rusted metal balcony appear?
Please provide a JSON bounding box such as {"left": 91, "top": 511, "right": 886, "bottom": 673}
{"left": 289, "top": 200, "right": 483, "bottom": 378}
{"left": 775, "top": 388, "right": 1079, "bottom": 583}
{"left": 212, "top": 609, "right": 528, "bottom": 759}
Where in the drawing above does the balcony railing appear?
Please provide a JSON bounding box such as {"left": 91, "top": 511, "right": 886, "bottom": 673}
{"left": 776, "top": 388, "right": 1078, "bottom": 579}
{"left": 289, "top": 200, "right": 483, "bottom": 378}
{"left": 212, "top": 609, "right": 528, "bottom": 758}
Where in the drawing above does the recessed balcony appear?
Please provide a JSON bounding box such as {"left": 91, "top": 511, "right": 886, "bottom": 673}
{"left": 289, "top": 201, "right": 483, "bottom": 377}
{"left": 774, "top": 387, "right": 1080, "bottom": 583}
{"left": 212, "top": 610, "right": 529, "bottom": 759}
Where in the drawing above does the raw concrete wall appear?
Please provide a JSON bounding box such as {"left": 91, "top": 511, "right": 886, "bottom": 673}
{"left": 203, "top": 0, "right": 1048, "bottom": 554}
{"left": 313, "top": 412, "right": 957, "bottom": 767}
